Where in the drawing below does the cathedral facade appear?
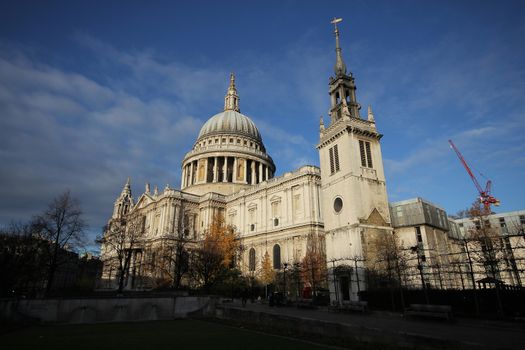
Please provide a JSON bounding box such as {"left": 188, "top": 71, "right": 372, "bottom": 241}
{"left": 101, "top": 21, "right": 392, "bottom": 302}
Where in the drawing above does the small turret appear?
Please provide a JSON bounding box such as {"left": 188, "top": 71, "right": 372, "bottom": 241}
{"left": 224, "top": 72, "right": 240, "bottom": 112}
{"left": 367, "top": 105, "right": 375, "bottom": 125}
{"left": 112, "top": 177, "right": 134, "bottom": 219}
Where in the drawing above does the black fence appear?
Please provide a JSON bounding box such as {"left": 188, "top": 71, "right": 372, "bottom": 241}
{"left": 359, "top": 288, "right": 525, "bottom": 317}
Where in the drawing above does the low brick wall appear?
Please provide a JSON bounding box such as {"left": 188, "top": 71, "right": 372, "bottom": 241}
{"left": 0, "top": 296, "right": 214, "bottom": 324}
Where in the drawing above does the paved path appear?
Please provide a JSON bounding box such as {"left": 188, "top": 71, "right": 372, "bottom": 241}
{"left": 223, "top": 301, "right": 525, "bottom": 349}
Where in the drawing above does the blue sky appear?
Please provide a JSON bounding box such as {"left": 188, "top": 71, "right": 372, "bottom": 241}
{"left": 1, "top": 0, "right": 524, "bottom": 250}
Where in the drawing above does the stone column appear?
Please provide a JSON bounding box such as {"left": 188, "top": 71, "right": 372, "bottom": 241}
{"left": 181, "top": 167, "right": 186, "bottom": 188}
{"left": 204, "top": 157, "right": 209, "bottom": 183}
{"left": 251, "top": 161, "right": 256, "bottom": 185}
{"left": 213, "top": 156, "right": 218, "bottom": 182}
{"left": 243, "top": 158, "right": 248, "bottom": 184}
{"left": 173, "top": 204, "right": 179, "bottom": 232}
{"left": 189, "top": 162, "right": 194, "bottom": 186}
{"left": 233, "top": 157, "right": 238, "bottom": 183}
{"left": 265, "top": 165, "right": 269, "bottom": 181}
{"left": 259, "top": 162, "right": 263, "bottom": 183}
{"left": 222, "top": 156, "right": 228, "bottom": 182}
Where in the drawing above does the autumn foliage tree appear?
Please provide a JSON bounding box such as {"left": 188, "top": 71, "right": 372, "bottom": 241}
{"left": 190, "top": 213, "right": 240, "bottom": 292}
{"left": 259, "top": 251, "right": 275, "bottom": 286}
{"left": 300, "top": 233, "right": 327, "bottom": 296}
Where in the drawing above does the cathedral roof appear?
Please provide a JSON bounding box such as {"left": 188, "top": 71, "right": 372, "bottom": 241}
{"left": 197, "top": 109, "right": 261, "bottom": 142}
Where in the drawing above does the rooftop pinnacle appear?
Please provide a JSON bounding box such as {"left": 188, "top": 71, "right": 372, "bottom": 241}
{"left": 331, "top": 17, "right": 347, "bottom": 76}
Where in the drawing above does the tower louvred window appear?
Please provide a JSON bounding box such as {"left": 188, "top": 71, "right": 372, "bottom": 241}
{"left": 329, "top": 145, "right": 340, "bottom": 175}
{"left": 359, "top": 140, "right": 373, "bottom": 168}
{"left": 334, "top": 144, "right": 340, "bottom": 171}
{"left": 329, "top": 147, "right": 335, "bottom": 174}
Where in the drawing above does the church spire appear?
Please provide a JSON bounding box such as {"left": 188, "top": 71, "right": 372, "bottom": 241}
{"left": 331, "top": 17, "right": 347, "bottom": 76}
{"left": 327, "top": 18, "right": 361, "bottom": 124}
{"left": 224, "top": 72, "right": 240, "bottom": 112}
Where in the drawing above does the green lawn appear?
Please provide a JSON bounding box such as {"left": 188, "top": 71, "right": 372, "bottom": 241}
{"left": 1, "top": 319, "right": 332, "bottom": 350}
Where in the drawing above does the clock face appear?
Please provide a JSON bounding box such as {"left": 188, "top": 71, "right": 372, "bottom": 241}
{"left": 333, "top": 197, "right": 343, "bottom": 213}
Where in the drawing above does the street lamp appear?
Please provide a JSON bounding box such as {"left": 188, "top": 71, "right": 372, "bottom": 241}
{"left": 411, "top": 245, "right": 429, "bottom": 304}
{"left": 294, "top": 262, "right": 301, "bottom": 301}
{"left": 283, "top": 263, "right": 288, "bottom": 303}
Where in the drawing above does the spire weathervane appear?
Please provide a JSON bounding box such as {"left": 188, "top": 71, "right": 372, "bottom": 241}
{"left": 331, "top": 17, "right": 347, "bottom": 76}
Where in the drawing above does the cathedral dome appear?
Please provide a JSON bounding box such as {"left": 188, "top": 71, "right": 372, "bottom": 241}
{"left": 197, "top": 110, "right": 261, "bottom": 142}
{"left": 181, "top": 73, "right": 275, "bottom": 197}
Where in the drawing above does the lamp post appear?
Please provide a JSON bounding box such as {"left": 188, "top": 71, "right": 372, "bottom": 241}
{"left": 411, "top": 245, "right": 429, "bottom": 304}
{"left": 295, "top": 262, "right": 301, "bottom": 301}
{"left": 283, "top": 263, "right": 288, "bottom": 303}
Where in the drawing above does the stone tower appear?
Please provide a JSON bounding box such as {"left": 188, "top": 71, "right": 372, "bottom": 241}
{"left": 317, "top": 19, "right": 392, "bottom": 302}
{"left": 112, "top": 177, "right": 134, "bottom": 219}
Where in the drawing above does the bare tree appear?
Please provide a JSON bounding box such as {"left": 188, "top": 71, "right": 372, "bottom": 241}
{"left": 98, "top": 213, "right": 144, "bottom": 293}
{"left": 32, "top": 191, "right": 86, "bottom": 294}
{"left": 466, "top": 201, "right": 505, "bottom": 282}
{"left": 155, "top": 204, "right": 192, "bottom": 289}
{"left": 0, "top": 223, "right": 47, "bottom": 296}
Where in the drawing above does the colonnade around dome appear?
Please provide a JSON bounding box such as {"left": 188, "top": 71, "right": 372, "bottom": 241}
{"left": 181, "top": 155, "right": 274, "bottom": 189}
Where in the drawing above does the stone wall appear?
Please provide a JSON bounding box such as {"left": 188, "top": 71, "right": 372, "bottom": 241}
{"left": 0, "top": 296, "right": 213, "bottom": 324}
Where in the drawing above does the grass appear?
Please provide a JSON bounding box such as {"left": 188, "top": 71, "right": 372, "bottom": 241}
{"left": 1, "top": 319, "right": 332, "bottom": 350}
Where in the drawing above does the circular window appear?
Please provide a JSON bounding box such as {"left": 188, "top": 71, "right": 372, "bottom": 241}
{"left": 333, "top": 197, "right": 343, "bottom": 213}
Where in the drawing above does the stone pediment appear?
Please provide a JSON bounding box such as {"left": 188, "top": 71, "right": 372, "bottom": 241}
{"left": 269, "top": 195, "right": 281, "bottom": 203}
{"left": 361, "top": 208, "right": 388, "bottom": 226}
{"left": 134, "top": 193, "right": 155, "bottom": 209}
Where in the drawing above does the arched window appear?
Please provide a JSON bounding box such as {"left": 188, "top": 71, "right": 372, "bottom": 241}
{"left": 249, "top": 248, "right": 256, "bottom": 271}
{"left": 273, "top": 244, "right": 281, "bottom": 269}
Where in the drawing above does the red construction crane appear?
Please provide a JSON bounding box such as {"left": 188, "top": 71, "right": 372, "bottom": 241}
{"left": 448, "top": 139, "right": 500, "bottom": 209}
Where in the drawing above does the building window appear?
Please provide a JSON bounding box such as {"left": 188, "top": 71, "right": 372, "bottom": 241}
{"left": 333, "top": 197, "right": 343, "bottom": 213}
{"left": 249, "top": 248, "right": 256, "bottom": 271}
{"left": 274, "top": 218, "right": 279, "bottom": 226}
{"left": 230, "top": 138, "right": 233, "bottom": 143}
{"left": 273, "top": 244, "right": 281, "bottom": 269}
{"left": 359, "top": 140, "right": 373, "bottom": 168}
{"left": 249, "top": 208, "right": 256, "bottom": 231}
{"left": 499, "top": 217, "right": 506, "bottom": 228}
{"left": 520, "top": 215, "right": 525, "bottom": 225}
{"left": 415, "top": 226, "right": 423, "bottom": 243}
{"left": 328, "top": 144, "right": 340, "bottom": 174}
